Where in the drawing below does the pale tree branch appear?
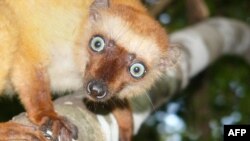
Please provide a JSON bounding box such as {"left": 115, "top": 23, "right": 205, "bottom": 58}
{"left": 12, "top": 17, "right": 250, "bottom": 141}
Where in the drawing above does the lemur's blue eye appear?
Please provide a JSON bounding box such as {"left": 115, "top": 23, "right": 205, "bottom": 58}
{"left": 90, "top": 36, "right": 105, "bottom": 52}
{"left": 129, "top": 62, "right": 146, "bottom": 79}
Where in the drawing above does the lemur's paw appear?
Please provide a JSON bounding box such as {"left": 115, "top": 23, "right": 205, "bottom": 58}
{"left": 39, "top": 116, "right": 78, "bottom": 141}
{"left": 0, "top": 122, "right": 47, "bottom": 141}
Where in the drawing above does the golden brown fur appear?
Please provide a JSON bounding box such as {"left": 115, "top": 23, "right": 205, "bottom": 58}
{"left": 0, "top": 0, "right": 169, "bottom": 140}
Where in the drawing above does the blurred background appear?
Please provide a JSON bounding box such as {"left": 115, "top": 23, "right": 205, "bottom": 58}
{"left": 133, "top": 0, "right": 250, "bottom": 141}
{"left": 0, "top": 0, "right": 249, "bottom": 141}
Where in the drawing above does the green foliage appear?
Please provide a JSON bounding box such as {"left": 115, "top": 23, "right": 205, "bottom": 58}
{"left": 136, "top": 0, "right": 250, "bottom": 141}
{"left": 205, "top": 0, "right": 250, "bottom": 23}
{"left": 180, "top": 56, "right": 250, "bottom": 141}
{"left": 163, "top": 0, "right": 188, "bottom": 32}
{"left": 163, "top": 0, "right": 250, "bottom": 32}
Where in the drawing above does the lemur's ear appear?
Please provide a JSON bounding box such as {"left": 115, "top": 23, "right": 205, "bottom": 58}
{"left": 92, "top": 0, "right": 109, "bottom": 9}
{"left": 159, "top": 44, "right": 181, "bottom": 72}
{"left": 90, "top": 0, "right": 110, "bottom": 21}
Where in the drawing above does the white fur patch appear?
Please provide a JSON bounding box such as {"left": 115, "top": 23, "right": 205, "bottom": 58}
{"left": 48, "top": 41, "right": 83, "bottom": 93}
{"left": 133, "top": 109, "right": 151, "bottom": 134}
{"left": 97, "top": 114, "right": 119, "bottom": 141}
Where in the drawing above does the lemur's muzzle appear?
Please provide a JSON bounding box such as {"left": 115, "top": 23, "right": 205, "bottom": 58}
{"left": 87, "top": 80, "right": 108, "bottom": 100}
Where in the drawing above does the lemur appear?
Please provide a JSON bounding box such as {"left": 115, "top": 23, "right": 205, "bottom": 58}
{"left": 0, "top": 0, "right": 169, "bottom": 140}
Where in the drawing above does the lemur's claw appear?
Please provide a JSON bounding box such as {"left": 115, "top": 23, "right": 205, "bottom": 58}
{"left": 39, "top": 116, "right": 78, "bottom": 141}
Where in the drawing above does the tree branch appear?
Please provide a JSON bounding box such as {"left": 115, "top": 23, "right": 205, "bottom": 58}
{"left": 186, "top": 0, "right": 210, "bottom": 23}
{"left": 12, "top": 17, "right": 250, "bottom": 141}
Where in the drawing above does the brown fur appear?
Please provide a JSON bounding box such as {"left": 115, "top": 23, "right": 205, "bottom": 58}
{"left": 0, "top": 0, "right": 169, "bottom": 140}
{"left": 83, "top": 1, "right": 169, "bottom": 141}
{"left": 112, "top": 100, "right": 133, "bottom": 141}
{"left": 0, "top": 0, "right": 90, "bottom": 140}
{"left": 108, "top": 4, "right": 168, "bottom": 51}
{"left": 83, "top": 2, "right": 169, "bottom": 100}
{"left": 85, "top": 40, "right": 137, "bottom": 101}
{"left": 0, "top": 122, "right": 47, "bottom": 140}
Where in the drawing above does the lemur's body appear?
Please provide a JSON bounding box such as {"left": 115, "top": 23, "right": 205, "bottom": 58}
{"left": 0, "top": 0, "right": 168, "bottom": 140}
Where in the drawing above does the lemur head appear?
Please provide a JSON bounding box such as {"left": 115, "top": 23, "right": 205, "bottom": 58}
{"left": 82, "top": 0, "right": 169, "bottom": 102}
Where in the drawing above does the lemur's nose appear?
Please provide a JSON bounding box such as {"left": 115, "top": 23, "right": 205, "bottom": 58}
{"left": 87, "top": 80, "right": 107, "bottom": 99}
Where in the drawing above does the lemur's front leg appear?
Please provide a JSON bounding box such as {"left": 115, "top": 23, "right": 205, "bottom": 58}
{"left": 11, "top": 61, "right": 78, "bottom": 140}
{"left": 113, "top": 99, "right": 133, "bottom": 141}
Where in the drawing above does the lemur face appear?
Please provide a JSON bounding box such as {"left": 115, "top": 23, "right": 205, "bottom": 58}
{"left": 84, "top": 34, "right": 147, "bottom": 101}
{"left": 83, "top": 1, "right": 168, "bottom": 102}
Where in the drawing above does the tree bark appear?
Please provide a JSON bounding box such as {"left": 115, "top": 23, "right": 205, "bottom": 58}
{"left": 186, "top": 0, "right": 210, "bottom": 24}
{"left": 12, "top": 17, "right": 250, "bottom": 141}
